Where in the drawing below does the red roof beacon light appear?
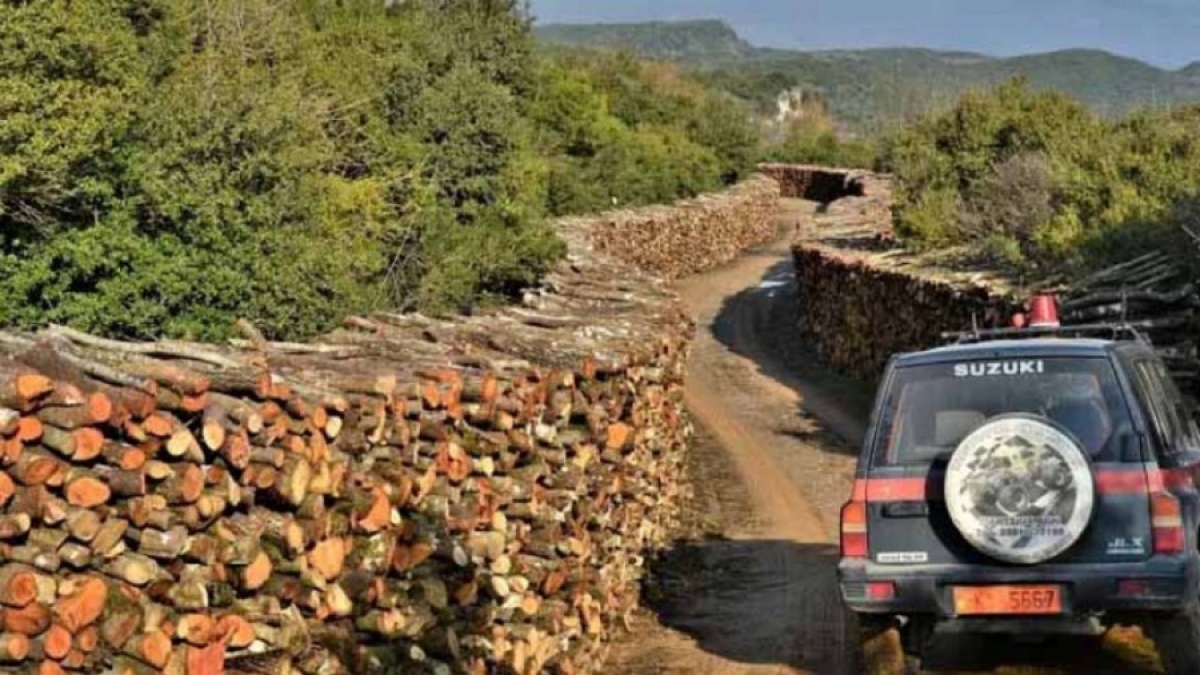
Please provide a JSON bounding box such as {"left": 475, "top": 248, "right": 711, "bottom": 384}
{"left": 1028, "top": 294, "right": 1060, "bottom": 328}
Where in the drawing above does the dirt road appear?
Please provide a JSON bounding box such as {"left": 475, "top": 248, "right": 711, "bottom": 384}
{"left": 608, "top": 204, "right": 1166, "bottom": 674}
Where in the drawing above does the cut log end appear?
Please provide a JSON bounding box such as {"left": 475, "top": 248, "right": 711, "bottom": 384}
{"left": 65, "top": 477, "right": 111, "bottom": 509}
{"left": 126, "top": 631, "right": 172, "bottom": 669}
{"left": 43, "top": 624, "right": 71, "bottom": 660}
{"left": 54, "top": 577, "right": 107, "bottom": 633}
{"left": 86, "top": 392, "right": 113, "bottom": 425}
{"left": 0, "top": 632, "right": 30, "bottom": 662}
{"left": 71, "top": 429, "right": 104, "bottom": 462}
{"left": 14, "top": 374, "right": 54, "bottom": 404}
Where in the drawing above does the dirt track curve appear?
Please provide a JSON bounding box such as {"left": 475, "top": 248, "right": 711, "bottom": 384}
{"left": 607, "top": 201, "right": 1165, "bottom": 675}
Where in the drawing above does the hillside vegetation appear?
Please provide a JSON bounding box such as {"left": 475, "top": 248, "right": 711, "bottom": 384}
{"left": 535, "top": 20, "right": 1200, "bottom": 130}
{"left": 0, "top": 1, "right": 759, "bottom": 341}
{"left": 538, "top": 20, "right": 1200, "bottom": 280}
{"left": 536, "top": 20, "right": 755, "bottom": 62}
{"left": 881, "top": 79, "right": 1200, "bottom": 277}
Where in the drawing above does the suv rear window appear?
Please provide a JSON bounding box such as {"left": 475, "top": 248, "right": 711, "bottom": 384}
{"left": 874, "top": 357, "right": 1134, "bottom": 466}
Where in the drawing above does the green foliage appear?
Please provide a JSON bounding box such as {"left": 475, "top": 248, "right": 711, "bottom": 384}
{"left": 959, "top": 153, "right": 1055, "bottom": 263}
{"left": 882, "top": 79, "right": 1200, "bottom": 276}
{"left": 535, "top": 20, "right": 754, "bottom": 63}
{"left": 695, "top": 69, "right": 800, "bottom": 117}
{"left": 529, "top": 51, "right": 759, "bottom": 215}
{"left": 0, "top": 0, "right": 150, "bottom": 243}
{"left": 893, "top": 188, "right": 961, "bottom": 248}
{"left": 762, "top": 111, "right": 877, "bottom": 170}
{"left": 1, "top": 1, "right": 749, "bottom": 340}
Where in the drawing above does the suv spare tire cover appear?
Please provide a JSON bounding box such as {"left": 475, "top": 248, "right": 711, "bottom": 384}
{"left": 944, "top": 414, "right": 1095, "bottom": 565}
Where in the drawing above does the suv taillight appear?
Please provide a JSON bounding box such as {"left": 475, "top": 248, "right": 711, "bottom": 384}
{"left": 1152, "top": 493, "right": 1185, "bottom": 555}
{"left": 841, "top": 500, "right": 868, "bottom": 559}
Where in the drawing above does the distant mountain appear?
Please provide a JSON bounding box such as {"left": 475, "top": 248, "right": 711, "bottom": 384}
{"left": 534, "top": 20, "right": 755, "bottom": 62}
{"left": 534, "top": 20, "right": 1200, "bottom": 129}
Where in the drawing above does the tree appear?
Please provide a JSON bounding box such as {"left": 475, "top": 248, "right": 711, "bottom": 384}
{"left": 881, "top": 77, "right": 1200, "bottom": 276}
{"left": 0, "top": 0, "right": 759, "bottom": 339}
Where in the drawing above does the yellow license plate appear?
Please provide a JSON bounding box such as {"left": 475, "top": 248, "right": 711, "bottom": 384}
{"left": 952, "top": 585, "right": 1063, "bottom": 615}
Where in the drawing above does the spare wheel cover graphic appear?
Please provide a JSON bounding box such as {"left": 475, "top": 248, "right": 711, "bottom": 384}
{"left": 944, "top": 415, "right": 1094, "bottom": 565}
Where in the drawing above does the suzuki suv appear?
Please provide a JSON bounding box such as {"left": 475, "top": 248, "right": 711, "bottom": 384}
{"left": 838, "top": 313, "right": 1200, "bottom": 673}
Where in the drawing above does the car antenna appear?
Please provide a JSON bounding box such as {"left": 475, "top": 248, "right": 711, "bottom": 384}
{"left": 1118, "top": 288, "right": 1131, "bottom": 341}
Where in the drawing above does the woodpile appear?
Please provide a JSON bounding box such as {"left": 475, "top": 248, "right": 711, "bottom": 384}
{"left": 792, "top": 247, "right": 1018, "bottom": 380}
{"left": 575, "top": 175, "right": 780, "bottom": 280}
{"left": 780, "top": 161, "right": 1200, "bottom": 408}
{"left": 0, "top": 174, "right": 786, "bottom": 674}
{"left": 758, "top": 164, "right": 864, "bottom": 201}
{"left": 787, "top": 165, "right": 1017, "bottom": 380}
{"left": 759, "top": 164, "right": 894, "bottom": 238}
{"left": 784, "top": 162, "right": 1200, "bottom": 404}
{"left": 1064, "top": 251, "right": 1200, "bottom": 399}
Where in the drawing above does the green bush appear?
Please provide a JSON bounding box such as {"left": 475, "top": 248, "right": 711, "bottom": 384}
{"left": 881, "top": 78, "right": 1200, "bottom": 276}
{"left": 530, "top": 51, "right": 760, "bottom": 215}
{"left": 892, "top": 187, "right": 961, "bottom": 246}
{"left": 763, "top": 126, "right": 877, "bottom": 170}
{"left": 959, "top": 152, "right": 1056, "bottom": 264}
{"left": 759, "top": 96, "right": 877, "bottom": 170}
{"left": 0, "top": 0, "right": 752, "bottom": 340}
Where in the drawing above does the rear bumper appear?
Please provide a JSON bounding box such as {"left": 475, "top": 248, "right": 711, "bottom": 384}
{"left": 838, "top": 556, "right": 1200, "bottom": 618}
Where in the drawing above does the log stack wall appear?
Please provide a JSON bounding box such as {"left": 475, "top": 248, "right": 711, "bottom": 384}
{"left": 575, "top": 176, "right": 781, "bottom": 280}
{"left": 0, "top": 176, "right": 781, "bottom": 674}
{"left": 783, "top": 165, "right": 1020, "bottom": 381}
{"left": 758, "top": 163, "right": 867, "bottom": 202}
{"left": 792, "top": 247, "right": 1021, "bottom": 380}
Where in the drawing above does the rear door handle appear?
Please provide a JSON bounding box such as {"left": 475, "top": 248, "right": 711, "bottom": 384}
{"left": 882, "top": 502, "right": 929, "bottom": 518}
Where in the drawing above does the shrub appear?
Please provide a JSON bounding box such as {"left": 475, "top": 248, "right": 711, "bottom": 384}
{"left": 892, "top": 187, "right": 961, "bottom": 246}
{"left": 0, "top": 0, "right": 751, "bottom": 339}
{"left": 882, "top": 78, "right": 1200, "bottom": 277}
{"left": 529, "top": 51, "right": 758, "bottom": 215}
{"left": 761, "top": 99, "right": 877, "bottom": 169}
{"left": 959, "top": 152, "right": 1056, "bottom": 262}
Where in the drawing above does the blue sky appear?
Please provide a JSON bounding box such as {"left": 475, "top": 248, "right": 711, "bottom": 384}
{"left": 529, "top": 0, "right": 1200, "bottom": 68}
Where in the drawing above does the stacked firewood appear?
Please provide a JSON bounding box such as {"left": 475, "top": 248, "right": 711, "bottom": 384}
{"left": 759, "top": 164, "right": 894, "bottom": 239}
{"left": 578, "top": 175, "right": 780, "bottom": 280}
{"left": 758, "top": 164, "right": 862, "bottom": 202}
{"left": 786, "top": 164, "right": 1200, "bottom": 405}
{"left": 0, "top": 293, "right": 691, "bottom": 674}
{"left": 785, "top": 165, "right": 1016, "bottom": 381}
{"left": 821, "top": 177, "right": 895, "bottom": 241}
{"left": 0, "top": 173, "right": 783, "bottom": 674}
{"left": 1063, "top": 251, "right": 1200, "bottom": 398}
{"left": 791, "top": 247, "right": 1018, "bottom": 380}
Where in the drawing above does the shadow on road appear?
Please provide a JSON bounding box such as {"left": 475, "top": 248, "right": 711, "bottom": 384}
{"left": 642, "top": 536, "right": 860, "bottom": 674}
{"left": 920, "top": 630, "right": 1160, "bottom": 673}
{"left": 709, "top": 255, "right": 873, "bottom": 454}
{"left": 640, "top": 536, "right": 1162, "bottom": 675}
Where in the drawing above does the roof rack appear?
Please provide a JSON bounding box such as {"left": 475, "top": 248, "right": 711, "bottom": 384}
{"left": 941, "top": 320, "right": 1155, "bottom": 346}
